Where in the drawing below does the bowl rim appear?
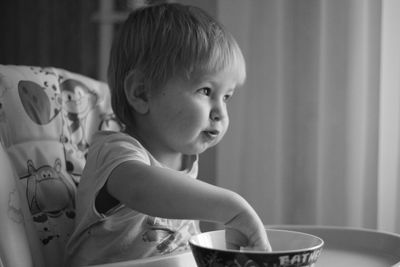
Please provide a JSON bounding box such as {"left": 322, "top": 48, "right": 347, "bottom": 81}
{"left": 189, "top": 229, "right": 324, "bottom": 254}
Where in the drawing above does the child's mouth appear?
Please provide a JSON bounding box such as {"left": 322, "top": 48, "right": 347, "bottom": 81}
{"left": 203, "top": 130, "right": 219, "bottom": 140}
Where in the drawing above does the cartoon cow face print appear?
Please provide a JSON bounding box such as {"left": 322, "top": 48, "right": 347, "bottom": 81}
{"left": 20, "top": 159, "right": 76, "bottom": 246}
{"left": 22, "top": 159, "right": 75, "bottom": 219}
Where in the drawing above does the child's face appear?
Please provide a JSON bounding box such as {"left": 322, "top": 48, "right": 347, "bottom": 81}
{"left": 143, "top": 68, "right": 240, "bottom": 159}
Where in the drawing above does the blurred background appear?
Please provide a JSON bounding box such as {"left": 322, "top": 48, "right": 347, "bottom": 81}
{"left": 1, "top": 0, "right": 399, "bottom": 234}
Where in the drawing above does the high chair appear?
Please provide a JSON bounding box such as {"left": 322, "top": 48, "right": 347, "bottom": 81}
{"left": 0, "top": 65, "right": 120, "bottom": 267}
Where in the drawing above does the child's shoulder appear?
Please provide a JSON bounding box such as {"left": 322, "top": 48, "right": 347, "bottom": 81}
{"left": 93, "top": 131, "right": 149, "bottom": 155}
{"left": 88, "top": 131, "right": 151, "bottom": 165}
{"left": 93, "top": 130, "right": 134, "bottom": 143}
{"left": 92, "top": 131, "right": 142, "bottom": 148}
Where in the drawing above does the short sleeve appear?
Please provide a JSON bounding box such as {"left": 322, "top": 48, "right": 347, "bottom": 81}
{"left": 76, "top": 131, "right": 153, "bottom": 219}
{"left": 95, "top": 133, "right": 151, "bottom": 171}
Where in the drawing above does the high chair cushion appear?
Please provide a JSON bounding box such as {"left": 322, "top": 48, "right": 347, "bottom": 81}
{"left": 0, "top": 65, "right": 121, "bottom": 267}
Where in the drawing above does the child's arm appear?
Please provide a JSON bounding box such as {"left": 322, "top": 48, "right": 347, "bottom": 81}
{"left": 106, "top": 160, "right": 271, "bottom": 251}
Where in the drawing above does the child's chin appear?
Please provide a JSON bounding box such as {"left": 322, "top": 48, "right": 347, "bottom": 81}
{"left": 184, "top": 140, "right": 220, "bottom": 155}
{"left": 199, "top": 142, "right": 218, "bottom": 153}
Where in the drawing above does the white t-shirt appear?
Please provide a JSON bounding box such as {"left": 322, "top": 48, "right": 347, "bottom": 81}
{"left": 65, "top": 131, "right": 200, "bottom": 266}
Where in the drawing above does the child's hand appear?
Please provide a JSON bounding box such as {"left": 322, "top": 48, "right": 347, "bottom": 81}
{"left": 224, "top": 209, "right": 272, "bottom": 252}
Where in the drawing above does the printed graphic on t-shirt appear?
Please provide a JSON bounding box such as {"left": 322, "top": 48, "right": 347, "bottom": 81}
{"left": 142, "top": 216, "right": 195, "bottom": 254}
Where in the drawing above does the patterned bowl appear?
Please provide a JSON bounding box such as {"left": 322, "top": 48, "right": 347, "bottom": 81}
{"left": 189, "top": 229, "right": 324, "bottom": 267}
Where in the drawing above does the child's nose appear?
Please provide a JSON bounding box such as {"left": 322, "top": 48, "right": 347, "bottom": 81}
{"left": 210, "top": 105, "right": 227, "bottom": 122}
{"left": 210, "top": 110, "right": 220, "bottom": 121}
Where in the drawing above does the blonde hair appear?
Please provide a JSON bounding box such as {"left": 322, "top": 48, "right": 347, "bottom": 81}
{"left": 108, "top": 3, "right": 246, "bottom": 129}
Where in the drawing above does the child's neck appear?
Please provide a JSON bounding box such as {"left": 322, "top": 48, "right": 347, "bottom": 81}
{"left": 154, "top": 153, "right": 184, "bottom": 171}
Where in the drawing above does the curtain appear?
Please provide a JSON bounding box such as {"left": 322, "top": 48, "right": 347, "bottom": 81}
{"left": 0, "top": 0, "right": 98, "bottom": 78}
{"left": 216, "top": 0, "right": 400, "bottom": 234}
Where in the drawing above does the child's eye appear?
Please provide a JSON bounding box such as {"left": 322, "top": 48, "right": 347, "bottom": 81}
{"left": 197, "top": 87, "right": 211, "bottom": 96}
{"left": 224, "top": 93, "right": 233, "bottom": 102}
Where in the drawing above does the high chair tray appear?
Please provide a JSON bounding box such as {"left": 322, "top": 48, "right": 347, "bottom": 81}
{"left": 271, "top": 225, "right": 400, "bottom": 267}
{"left": 87, "top": 250, "right": 196, "bottom": 267}
{"left": 88, "top": 225, "right": 400, "bottom": 267}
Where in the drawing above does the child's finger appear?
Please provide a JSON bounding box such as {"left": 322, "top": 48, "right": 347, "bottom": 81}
{"left": 225, "top": 228, "right": 247, "bottom": 250}
{"left": 253, "top": 240, "right": 272, "bottom": 252}
{"left": 253, "top": 231, "right": 272, "bottom": 252}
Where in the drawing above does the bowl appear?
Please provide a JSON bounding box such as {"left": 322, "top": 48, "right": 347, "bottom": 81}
{"left": 189, "top": 229, "right": 324, "bottom": 267}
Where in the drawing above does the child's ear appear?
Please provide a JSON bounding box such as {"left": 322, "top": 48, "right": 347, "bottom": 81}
{"left": 124, "top": 70, "right": 149, "bottom": 114}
